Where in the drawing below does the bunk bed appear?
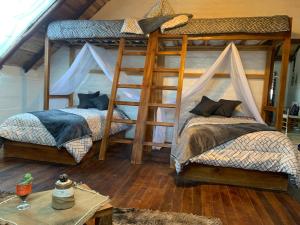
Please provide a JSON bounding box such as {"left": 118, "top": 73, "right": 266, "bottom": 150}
{"left": 1, "top": 14, "right": 295, "bottom": 190}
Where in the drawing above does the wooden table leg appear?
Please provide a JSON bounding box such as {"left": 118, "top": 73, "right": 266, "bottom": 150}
{"left": 95, "top": 214, "right": 112, "bottom": 225}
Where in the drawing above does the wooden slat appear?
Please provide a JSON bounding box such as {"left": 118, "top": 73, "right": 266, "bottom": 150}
{"left": 261, "top": 43, "right": 276, "bottom": 121}
{"left": 132, "top": 31, "right": 159, "bottom": 164}
{"left": 143, "top": 142, "right": 172, "bottom": 148}
{"left": 179, "top": 164, "right": 289, "bottom": 191}
{"left": 146, "top": 121, "right": 174, "bottom": 127}
{"left": 111, "top": 119, "right": 136, "bottom": 124}
{"left": 99, "top": 38, "right": 126, "bottom": 160}
{"left": 117, "top": 84, "right": 142, "bottom": 89}
{"left": 276, "top": 36, "right": 292, "bottom": 129}
{"left": 173, "top": 35, "right": 188, "bottom": 145}
{"left": 123, "top": 51, "right": 146, "bottom": 56}
{"left": 156, "top": 51, "right": 181, "bottom": 55}
{"left": 148, "top": 103, "right": 176, "bottom": 108}
{"left": 121, "top": 68, "right": 144, "bottom": 73}
{"left": 109, "top": 138, "right": 133, "bottom": 144}
{"left": 43, "top": 37, "right": 51, "bottom": 110}
{"left": 114, "top": 101, "right": 140, "bottom": 106}
{"left": 151, "top": 85, "right": 178, "bottom": 90}
{"left": 263, "top": 106, "right": 277, "bottom": 112}
{"left": 154, "top": 68, "right": 179, "bottom": 73}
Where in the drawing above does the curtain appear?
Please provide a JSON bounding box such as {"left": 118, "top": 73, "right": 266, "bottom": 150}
{"left": 51, "top": 42, "right": 264, "bottom": 146}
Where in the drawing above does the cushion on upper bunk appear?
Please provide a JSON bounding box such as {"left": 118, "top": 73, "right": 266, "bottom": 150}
{"left": 144, "top": 0, "right": 175, "bottom": 18}
{"left": 161, "top": 14, "right": 191, "bottom": 32}
{"left": 214, "top": 99, "right": 241, "bottom": 117}
{"left": 121, "top": 18, "right": 144, "bottom": 34}
{"left": 89, "top": 94, "right": 109, "bottom": 110}
{"left": 78, "top": 91, "right": 100, "bottom": 109}
{"left": 190, "top": 96, "right": 221, "bottom": 117}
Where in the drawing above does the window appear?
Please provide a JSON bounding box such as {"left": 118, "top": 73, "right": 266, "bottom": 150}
{"left": 0, "top": 0, "right": 57, "bottom": 58}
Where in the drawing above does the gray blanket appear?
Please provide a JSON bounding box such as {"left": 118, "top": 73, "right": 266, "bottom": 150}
{"left": 173, "top": 122, "right": 272, "bottom": 167}
{"left": 30, "top": 110, "right": 92, "bottom": 147}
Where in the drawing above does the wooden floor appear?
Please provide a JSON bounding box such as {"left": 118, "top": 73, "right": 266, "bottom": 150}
{"left": 1, "top": 145, "right": 300, "bottom": 225}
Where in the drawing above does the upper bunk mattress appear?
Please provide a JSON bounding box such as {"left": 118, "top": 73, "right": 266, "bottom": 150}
{"left": 47, "top": 15, "right": 290, "bottom": 41}
{"left": 47, "top": 20, "right": 143, "bottom": 40}
{"left": 164, "top": 15, "right": 290, "bottom": 35}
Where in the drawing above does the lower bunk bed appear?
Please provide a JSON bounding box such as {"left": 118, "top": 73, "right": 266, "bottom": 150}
{"left": 172, "top": 115, "right": 300, "bottom": 191}
{"left": 0, "top": 108, "right": 129, "bottom": 165}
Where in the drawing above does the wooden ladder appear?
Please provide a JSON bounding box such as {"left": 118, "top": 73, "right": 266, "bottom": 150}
{"left": 131, "top": 33, "right": 188, "bottom": 164}
{"left": 99, "top": 33, "right": 188, "bottom": 164}
{"left": 99, "top": 38, "right": 147, "bottom": 160}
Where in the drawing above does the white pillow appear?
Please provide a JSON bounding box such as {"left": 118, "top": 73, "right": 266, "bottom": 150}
{"left": 121, "top": 18, "right": 144, "bottom": 35}
{"left": 160, "top": 15, "right": 189, "bottom": 32}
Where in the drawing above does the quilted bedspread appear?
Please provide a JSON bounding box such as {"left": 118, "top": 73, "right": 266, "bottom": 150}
{"left": 173, "top": 116, "right": 300, "bottom": 187}
{"left": 0, "top": 108, "right": 129, "bottom": 163}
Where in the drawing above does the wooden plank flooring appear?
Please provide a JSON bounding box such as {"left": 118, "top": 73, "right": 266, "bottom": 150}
{"left": 1, "top": 146, "right": 300, "bottom": 225}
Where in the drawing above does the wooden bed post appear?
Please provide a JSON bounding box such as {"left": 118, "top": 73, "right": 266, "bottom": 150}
{"left": 275, "top": 36, "right": 291, "bottom": 130}
{"left": 68, "top": 47, "right": 76, "bottom": 107}
{"left": 261, "top": 43, "right": 276, "bottom": 123}
{"left": 44, "top": 36, "right": 51, "bottom": 110}
{"left": 144, "top": 51, "right": 164, "bottom": 152}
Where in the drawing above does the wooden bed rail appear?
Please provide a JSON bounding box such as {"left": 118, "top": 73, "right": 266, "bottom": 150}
{"left": 49, "top": 94, "right": 74, "bottom": 108}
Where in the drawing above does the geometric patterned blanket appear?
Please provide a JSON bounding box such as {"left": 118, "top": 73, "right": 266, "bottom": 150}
{"left": 0, "top": 108, "right": 129, "bottom": 163}
{"left": 47, "top": 16, "right": 290, "bottom": 40}
{"left": 173, "top": 116, "right": 300, "bottom": 187}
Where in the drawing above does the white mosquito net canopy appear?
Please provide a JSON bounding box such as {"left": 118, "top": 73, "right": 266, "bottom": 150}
{"left": 50, "top": 42, "right": 264, "bottom": 144}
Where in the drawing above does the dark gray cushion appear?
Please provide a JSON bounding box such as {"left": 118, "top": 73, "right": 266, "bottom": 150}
{"left": 77, "top": 91, "right": 100, "bottom": 109}
{"left": 89, "top": 94, "right": 109, "bottom": 110}
{"left": 214, "top": 99, "right": 241, "bottom": 117}
{"left": 138, "top": 14, "right": 193, "bottom": 34}
{"left": 190, "top": 96, "right": 221, "bottom": 117}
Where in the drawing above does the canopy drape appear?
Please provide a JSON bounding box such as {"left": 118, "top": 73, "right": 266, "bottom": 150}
{"left": 50, "top": 42, "right": 264, "bottom": 145}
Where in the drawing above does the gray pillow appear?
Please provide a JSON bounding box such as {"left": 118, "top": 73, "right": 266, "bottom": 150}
{"left": 138, "top": 14, "right": 193, "bottom": 34}
{"left": 77, "top": 91, "right": 100, "bottom": 109}
{"left": 214, "top": 99, "right": 242, "bottom": 117}
{"left": 190, "top": 96, "right": 221, "bottom": 117}
{"left": 89, "top": 94, "right": 109, "bottom": 110}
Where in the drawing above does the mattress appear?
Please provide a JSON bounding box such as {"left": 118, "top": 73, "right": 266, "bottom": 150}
{"left": 0, "top": 108, "right": 129, "bottom": 163}
{"left": 47, "top": 15, "right": 290, "bottom": 40}
{"left": 174, "top": 116, "right": 300, "bottom": 187}
{"left": 47, "top": 20, "right": 143, "bottom": 40}
{"left": 164, "top": 15, "right": 290, "bottom": 35}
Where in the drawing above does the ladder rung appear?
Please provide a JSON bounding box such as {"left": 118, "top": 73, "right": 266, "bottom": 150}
{"left": 112, "top": 119, "right": 136, "bottom": 124}
{"left": 151, "top": 85, "right": 177, "bottom": 90}
{"left": 148, "top": 103, "right": 176, "bottom": 108}
{"left": 146, "top": 121, "right": 174, "bottom": 127}
{"left": 121, "top": 68, "right": 144, "bottom": 72}
{"left": 114, "top": 101, "right": 140, "bottom": 106}
{"left": 157, "top": 51, "right": 181, "bottom": 55}
{"left": 110, "top": 138, "right": 133, "bottom": 144}
{"left": 118, "top": 84, "right": 142, "bottom": 89}
{"left": 143, "top": 142, "right": 172, "bottom": 148}
{"left": 123, "top": 51, "right": 147, "bottom": 56}
{"left": 154, "top": 68, "right": 179, "bottom": 73}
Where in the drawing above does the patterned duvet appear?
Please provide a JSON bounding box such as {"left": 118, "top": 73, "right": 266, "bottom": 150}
{"left": 173, "top": 116, "right": 300, "bottom": 187}
{"left": 0, "top": 108, "right": 128, "bottom": 163}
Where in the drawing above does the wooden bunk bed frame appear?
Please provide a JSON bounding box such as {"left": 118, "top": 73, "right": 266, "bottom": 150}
{"left": 39, "top": 17, "right": 293, "bottom": 189}
{"left": 2, "top": 40, "right": 127, "bottom": 165}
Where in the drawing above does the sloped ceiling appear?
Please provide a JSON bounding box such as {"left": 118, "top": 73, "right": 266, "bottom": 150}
{"left": 0, "top": 0, "right": 110, "bottom": 72}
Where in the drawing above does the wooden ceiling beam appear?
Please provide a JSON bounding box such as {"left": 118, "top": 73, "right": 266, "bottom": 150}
{"left": 0, "top": 0, "right": 65, "bottom": 69}
{"left": 22, "top": 0, "right": 106, "bottom": 72}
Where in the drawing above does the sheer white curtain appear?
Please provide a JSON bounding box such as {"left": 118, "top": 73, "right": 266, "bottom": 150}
{"left": 153, "top": 42, "right": 264, "bottom": 144}
{"left": 50, "top": 43, "right": 140, "bottom": 101}
{"left": 51, "top": 42, "right": 264, "bottom": 145}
